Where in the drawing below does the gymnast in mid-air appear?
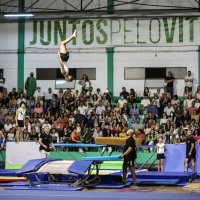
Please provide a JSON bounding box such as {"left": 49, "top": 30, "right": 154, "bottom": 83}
{"left": 58, "top": 29, "right": 77, "bottom": 82}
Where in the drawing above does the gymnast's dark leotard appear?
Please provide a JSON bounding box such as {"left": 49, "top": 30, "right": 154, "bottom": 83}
{"left": 60, "top": 52, "right": 69, "bottom": 62}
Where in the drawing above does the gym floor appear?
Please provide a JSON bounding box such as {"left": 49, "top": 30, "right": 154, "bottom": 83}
{"left": 0, "top": 185, "right": 199, "bottom": 200}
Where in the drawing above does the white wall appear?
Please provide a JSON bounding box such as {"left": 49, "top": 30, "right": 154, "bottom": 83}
{"left": 0, "top": 18, "right": 199, "bottom": 96}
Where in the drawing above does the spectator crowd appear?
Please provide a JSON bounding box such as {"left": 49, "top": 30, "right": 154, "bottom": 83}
{"left": 0, "top": 73, "right": 200, "bottom": 150}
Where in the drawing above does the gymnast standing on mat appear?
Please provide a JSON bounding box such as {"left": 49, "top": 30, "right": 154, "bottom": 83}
{"left": 58, "top": 29, "right": 77, "bottom": 82}
{"left": 121, "top": 129, "right": 137, "bottom": 185}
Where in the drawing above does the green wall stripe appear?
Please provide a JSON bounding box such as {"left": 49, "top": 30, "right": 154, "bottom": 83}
{"left": 17, "top": 0, "right": 25, "bottom": 90}
{"left": 106, "top": 47, "right": 114, "bottom": 94}
{"left": 107, "top": 0, "right": 114, "bottom": 14}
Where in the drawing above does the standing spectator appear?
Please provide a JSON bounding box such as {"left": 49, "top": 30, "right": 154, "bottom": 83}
{"left": 184, "top": 130, "right": 196, "bottom": 172}
{"left": 45, "top": 88, "right": 53, "bottom": 101}
{"left": 0, "top": 78, "right": 5, "bottom": 93}
{"left": 184, "top": 71, "right": 193, "bottom": 93}
{"left": 0, "top": 130, "right": 5, "bottom": 150}
{"left": 120, "top": 129, "right": 137, "bottom": 185}
{"left": 78, "top": 74, "right": 91, "bottom": 94}
{"left": 15, "top": 102, "right": 26, "bottom": 142}
{"left": 120, "top": 87, "right": 129, "bottom": 100}
{"left": 39, "top": 126, "right": 56, "bottom": 158}
{"left": 25, "top": 72, "right": 37, "bottom": 97}
{"left": 34, "top": 87, "right": 44, "bottom": 99}
{"left": 156, "top": 136, "right": 166, "bottom": 172}
{"left": 164, "top": 71, "right": 174, "bottom": 97}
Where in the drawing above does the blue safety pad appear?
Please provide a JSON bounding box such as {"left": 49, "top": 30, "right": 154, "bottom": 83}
{"left": 54, "top": 143, "right": 107, "bottom": 148}
{"left": 0, "top": 169, "right": 18, "bottom": 176}
{"left": 16, "top": 158, "right": 61, "bottom": 176}
{"left": 0, "top": 181, "right": 30, "bottom": 187}
{"left": 6, "top": 184, "right": 83, "bottom": 191}
{"left": 134, "top": 178, "right": 180, "bottom": 185}
{"left": 91, "top": 182, "right": 132, "bottom": 189}
{"left": 68, "top": 161, "right": 93, "bottom": 175}
{"left": 133, "top": 171, "right": 196, "bottom": 182}
{"left": 82, "top": 155, "right": 121, "bottom": 161}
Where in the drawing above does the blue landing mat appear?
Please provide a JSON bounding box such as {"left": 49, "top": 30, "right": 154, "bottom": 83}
{"left": 68, "top": 161, "right": 93, "bottom": 175}
{"left": 134, "top": 178, "right": 180, "bottom": 185}
{"left": 0, "top": 181, "right": 30, "bottom": 187}
{"left": 16, "top": 158, "right": 61, "bottom": 176}
{"left": 0, "top": 170, "right": 18, "bottom": 176}
{"left": 5, "top": 184, "right": 83, "bottom": 191}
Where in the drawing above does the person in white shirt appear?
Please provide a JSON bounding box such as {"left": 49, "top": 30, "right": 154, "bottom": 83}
{"left": 42, "top": 119, "right": 52, "bottom": 130}
{"left": 78, "top": 101, "right": 88, "bottom": 115}
{"left": 96, "top": 100, "right": 106, "bottom": 115}
{"left": 118, "top": 95, "right": 128, "bottom": 108}
{"left": 141, "top": 95, "right": 150, "bottom": 109}
{"left": 164, "top": 102, "right": 174, "bottom": 117}
{"left": 4, "top": 119, "right": 13, "bottom": 134}
{"left": 34, "top": 87, "right": 44, "bottom": 99}
{"left": 17, "top": 93, "right": 26, "bottom": 106}
{"left": 156, "top": 136, "right": 166, "bottom": 172}
{"left": 45, "top": 88, "right": 53, "bottom": 101}
{"left": 184, "top": 71, "right": 193, "bottom": 92}
{"left": 92, "top": 127, "right": 103, "bottom": 139}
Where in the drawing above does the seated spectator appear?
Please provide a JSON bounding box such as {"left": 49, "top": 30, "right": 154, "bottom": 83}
{"left": 188, "top": 101, "right": 197, "bottom": 115}
{"left": 42, "top": 119, "right": 52, "bottom": 129}
{"left": 129, "top": 88, "right": 137, "bottom": 103}
{"left": 144, "top": 87, "right": 150, "bottom": 97}
{"left": 17, "top": 92, "right": 26, "bottom": 106}
{"left": 160, "top": 112, "right": 168, "bottom": 126}
{"left": 91, "top": 94, "right": 100, "bottom": 107}
{"left": 118, "top": 95, "right": 127, "bottom": 109}
{"left": 92, "top": 127, "right": 103, "bottom": 139}
{"left": 102, "top": 95, "right": 109, "bottom": 107}
{"left": 96, "top": 100, "right": 106, "bottom": 115}
{"left": 34, "top": 102, "right": 43, "bottom": 114}
{"left": 82, "top": 127, "right": 92, "bottom": 143}
{"left": 162, "top": 87, "right": 171, "bottom": 99}
{"left": 171, "top": 95, "right": 180, "bottom": 108}
{"left": 183, "top": 86, "right": 192, "bottom": 100}
{"left": 4, "top": 119, "right": 12, "bottom": 135}
{"left": 184, "top": 95, "right": 194, "bottom": 110}
{"left": 132, "top": 117, "right": 144, "bottom": 133}
{"left": 145, "top": 129, "right": 157, "bottom": 145}
{"left": 74, "top": 110, "right": 85, "bottom": 125}
{"left": 164, "top": 102, "right": 174, "bottom": 117}
{"left": 194, "top": 98, "right": 200, "bottom": 109}
{"left": 129, "top": 103, "right": 139, "bottom": 123}
{"left": 191, "top": 110, "right": 199, "bottom": 124}
{"left": 29, "top": 127, "right": 39, "bottom": 141}
{"left": 95, "top": 88, "right": 102, "bottom": 99}
{"left": 195, "top": 86, "right": 200, "bottom": 100}
{"left": 70, "top": 128, "right": 81, "bottom": 143}
{"left": 154, "top": 88, "right": 162, "bottom": 99}
{"left": 179, "top": 110, "right": 191, "bottom": 127}
{"left": 147, "top": 100, "right": 158, "bottom": 118}
{"left": 34, "top": 87, "right": 44, "bottom": 99}
{"left": 103, "top": 88, "right": 112, "bottom": 103}
{"left": 141, "top": 95, "right": 150, "bottom": 109}
{"left": 6, "top": 127, "right": 15, "bottom": 141}
{"left": 8, "top": 87, "right": 18, "bottom": 99}
{"left": 120, "top": 87, "right": 129, "bottom": 99}
{"left": 119, "top": 127, "right": 127, "bottom": 138}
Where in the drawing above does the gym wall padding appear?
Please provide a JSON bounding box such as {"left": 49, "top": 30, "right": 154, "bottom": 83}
{"left": 164, "top": 144, "right": 200, "bottom": 173}
{"left": 6, "top": 142, "right": 44, "bottom": 169}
